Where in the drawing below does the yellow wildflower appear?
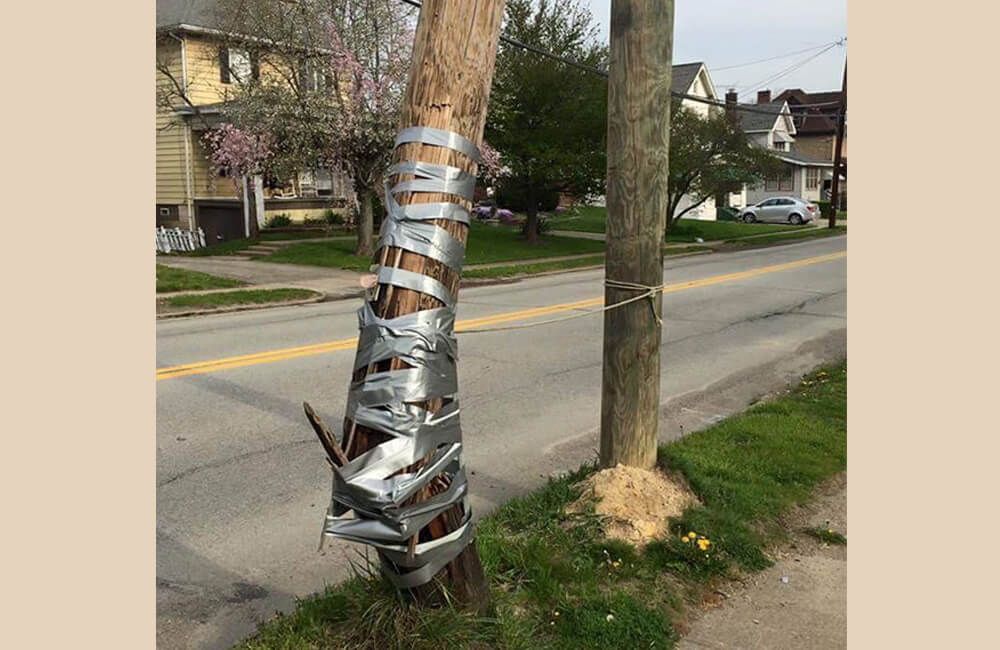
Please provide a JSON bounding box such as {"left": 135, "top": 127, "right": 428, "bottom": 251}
{"left": 681, "top": 536, "right": 690, "bottom": 543}
{"left": 697, "top": 539, "right": 711, "bottom": 551}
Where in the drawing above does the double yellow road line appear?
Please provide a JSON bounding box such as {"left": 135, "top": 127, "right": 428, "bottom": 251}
{"left": 156, "top": 250, "right": 845, "bottom": 382}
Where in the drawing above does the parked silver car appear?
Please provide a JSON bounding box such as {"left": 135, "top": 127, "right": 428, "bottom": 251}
{"left": 740, "top": 197, "right": 817, "bottom": 224}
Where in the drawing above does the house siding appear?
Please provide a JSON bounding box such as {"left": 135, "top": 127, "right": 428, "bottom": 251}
{"left": 155, "top": 38, "right": 189, "bottom": 215}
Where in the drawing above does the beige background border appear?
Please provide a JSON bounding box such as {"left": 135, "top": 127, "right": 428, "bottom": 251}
{"left": 3, "top": 0, "right": 155, "bottom": 648}
{"left": 3, "top": 0, "right": 998, "bottom": 647}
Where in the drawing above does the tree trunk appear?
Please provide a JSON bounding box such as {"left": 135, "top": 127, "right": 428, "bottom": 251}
{"left": 525, "top": 202, "right": 539, "bottom": 244}
{"left": 338, "top": 0, "right": 506, "bottom": 613}
{"left": 355, "top": 187, "right": 375, "bottom": 257}
{"left": 600, "top": 0, "right": 674, "bottom": 470}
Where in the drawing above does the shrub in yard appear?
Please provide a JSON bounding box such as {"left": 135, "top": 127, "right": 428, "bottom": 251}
{"left": 266, "top": 213, "right": 292, "bottom": 228}
{"left": 323, "top": 208, "right": 343, "bottom": 226}
{"left": 816, "top": 200, "right": 835, "bottom": 220}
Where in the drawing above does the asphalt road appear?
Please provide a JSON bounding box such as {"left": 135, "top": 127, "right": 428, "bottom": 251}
{"left": 156, "top": 235, "right": 847, "bottom": 649}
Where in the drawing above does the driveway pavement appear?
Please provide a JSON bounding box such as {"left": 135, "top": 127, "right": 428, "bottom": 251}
{"left": 156, "top": 256, "right": 364, "bottom": 297}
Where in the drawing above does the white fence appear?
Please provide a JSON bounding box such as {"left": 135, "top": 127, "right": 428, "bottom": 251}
{"left": 156, "top": 227, "right": 206, "bottom": 253}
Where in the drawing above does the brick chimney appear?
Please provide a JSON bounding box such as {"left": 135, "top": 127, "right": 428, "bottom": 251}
{"left": 757, "top": 89, "right": 771, "bottom": 104}
{"left": 725, "top": 89, "right": 738, "bottom": 122}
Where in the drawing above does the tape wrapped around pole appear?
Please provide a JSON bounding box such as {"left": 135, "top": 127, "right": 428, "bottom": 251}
{"left": 320, "top": 126, "right": 480, "bottom": 588}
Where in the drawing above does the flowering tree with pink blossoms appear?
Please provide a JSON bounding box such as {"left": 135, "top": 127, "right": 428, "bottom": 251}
{"left": 209, "top": 0, "right": 415, "bottom": 254}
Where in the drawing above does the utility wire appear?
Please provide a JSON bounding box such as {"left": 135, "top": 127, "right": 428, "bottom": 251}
{"left": 712, "top": 38, "right": 845, "bottom": 72}
{"left": 397, "top": 0, "right": 842, "bottom": 118}
{"left": 738, "top": 43, "right": 842, "bottom": 95}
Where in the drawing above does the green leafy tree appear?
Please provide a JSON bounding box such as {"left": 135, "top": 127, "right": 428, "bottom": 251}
{"left": 486, "top": 0, "right": 608, "bottom": 243}
{"left": 667, "top": 100, "right": 783, "bottom": 230}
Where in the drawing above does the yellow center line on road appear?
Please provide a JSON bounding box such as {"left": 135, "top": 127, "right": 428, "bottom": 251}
{"left": 156, "top": 250, "right": 845, "bottom": 381}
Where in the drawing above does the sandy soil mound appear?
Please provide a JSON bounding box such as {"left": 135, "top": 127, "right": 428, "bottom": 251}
{"left": 568, "top": 464, "right": 700, "bottom": 546}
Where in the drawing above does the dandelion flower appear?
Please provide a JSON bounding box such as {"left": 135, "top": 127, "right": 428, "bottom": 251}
{"left": 688, "top": 531, "right": 696, "bottom": 538}
{"left": 681, "top": 536, "right": 690, "bottom": 543}
{"left": 697, "top": 539, "right": 711, "bottom": 551}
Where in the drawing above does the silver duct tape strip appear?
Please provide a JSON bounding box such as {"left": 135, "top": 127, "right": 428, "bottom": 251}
{"left": 379, "top": 218, "right": 466, "bottom": 272}
{"left": 375, "top": 266, "right": 455, "bottom": 308}
{"left": 395, "top": 125, "right": 482, "bottom": 164}
{"left": 321, "top": 126, "right": 481, "bottom": 589}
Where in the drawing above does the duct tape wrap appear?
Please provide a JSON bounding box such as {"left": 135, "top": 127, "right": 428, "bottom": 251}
{"left": 321, "top": 126, "right": 480, "bottom": 588}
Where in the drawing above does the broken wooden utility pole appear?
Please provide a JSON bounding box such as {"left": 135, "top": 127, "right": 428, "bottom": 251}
{"left": 828, "top": 60, "right": 847, "bottom": 229}
{"left": 307, "top": 0, "right": 506, "bottom": 612}
{"left": 600, "top": 0, "right": 674, "bottom": 470}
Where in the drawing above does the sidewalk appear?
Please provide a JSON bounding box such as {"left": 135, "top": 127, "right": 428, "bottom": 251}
{"left": 552, "top": 222, "right": 828, "bottom": 247}
{"left": 678, "top": 474, "right": 847, "bottom": 649}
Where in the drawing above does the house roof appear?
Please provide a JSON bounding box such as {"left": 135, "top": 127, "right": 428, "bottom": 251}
{"left": 157, "top": 0, "right": 226, "bottom": 30}
{"left": 772, "top": 88, "right": 843, "bottom": 135}
{"left": 671, "top": 62, "right": 704, "bottom": 96}
{"left": 736, "top": 101, "right": 788, "bottom": 133}
{"left": 776, "top": 149, "right": 834, "bottom": 167}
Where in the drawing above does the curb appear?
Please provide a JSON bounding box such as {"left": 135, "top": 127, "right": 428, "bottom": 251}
{"left": 156, "top": 290, "right": 326, "bottom": 320}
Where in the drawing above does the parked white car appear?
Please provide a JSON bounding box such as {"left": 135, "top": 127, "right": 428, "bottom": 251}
{"left": 740, "top": 197, "right": 817, "bottom": 224}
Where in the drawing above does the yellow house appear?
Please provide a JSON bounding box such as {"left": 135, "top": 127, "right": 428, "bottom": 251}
{"left": 156, "top": 0, "right": 349, "bottom": 242}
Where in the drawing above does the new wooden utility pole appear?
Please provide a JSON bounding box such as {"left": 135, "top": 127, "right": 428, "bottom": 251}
{"left": 313, "top": 0, "right": 506, "bottom": 612}
{"left": 828, "top": 60, "right": 847, "bottom": 229}
{"left": 600, "top": 0, "right": 674, "bottom": 470}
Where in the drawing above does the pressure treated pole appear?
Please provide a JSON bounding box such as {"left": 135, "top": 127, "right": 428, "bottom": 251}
{"left": 600, "top": 0, "right": 674, "bottom": 470}
{"left": 341, "top": 0, "right": 505, "bottom": 611}
{"left": 828, "top": 60, "right": 847, "bottom": 229}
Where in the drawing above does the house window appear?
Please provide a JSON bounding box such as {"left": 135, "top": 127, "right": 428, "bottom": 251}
{"left": 766, "top": 166, "right": 793, "bottom": 191}
{"left": 806, "top": 167, "right": 819, "bottom": 190}
{"left": 772, "top": 141, "right": 788, "bottom": 151}
{"left": 220, "top": 47, "right": 257, "bottom": 84}
{"left": 779, "top": 167, "right": 794, "bottom": 191}
{"left": 298, "top": 59, "right": 330, "bottom": 92}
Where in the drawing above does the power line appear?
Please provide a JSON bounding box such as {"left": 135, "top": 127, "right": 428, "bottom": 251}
{"left": 738, "top": 43, "right": 842, "bottom": 95}
{"left": 712, "top": 38, "right": 845, "bottom": 72}
{"left": 397, "top": 0, "right": 842, "bottom": 118}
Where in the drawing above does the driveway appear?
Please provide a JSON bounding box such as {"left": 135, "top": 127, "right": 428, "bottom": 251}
{"left": 157, "top": 256, "right": 363, "bottom": 297}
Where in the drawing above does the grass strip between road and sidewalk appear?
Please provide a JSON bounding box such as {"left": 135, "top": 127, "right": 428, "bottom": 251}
{"left": 159, "top": 288, "right": 320, "bottom": 310}
{"left": 718, "top": 225, "right": 846, "bottom": 249}
{"left": 236, "top": 362, "right": 846, "bottom": 650}
{"left": 156, "top": 264, "right": 245, "bottom": 293}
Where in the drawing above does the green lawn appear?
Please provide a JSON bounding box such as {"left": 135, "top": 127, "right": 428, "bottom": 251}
{"left": 182, "top": 230, "right": 347, "bottom": 257}
{"left": 265, "top": 222, "right": 607, "bottom": 270}
{"left": 547, "top": 206, "right": 801, "bottom": 242}
{"left": 719, "top": 226, "right": 846, "bottom": 249}
{"left": 159, "top": 288, "right": 319, "bottom": 310}
{"left": 156, "top": 264, "right": 245, "bottom": 293}
{"left": 237, "top": 363, "right": 846, "bottom": 650}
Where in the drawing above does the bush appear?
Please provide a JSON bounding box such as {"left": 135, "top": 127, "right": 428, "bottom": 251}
{"left": 495, "top": 181, "right": 560, "bottom": 214}
{"left": 816, "top": 200, "right": 835, "bottom": 220}
{"left": 717, "top": 206, "right": 740, "bottom": 222}
{"left": 266, "top": 213, "right": 292, "bottom": 228}
{"left": 323, "top": 208, "right": 343, "bottom": 226}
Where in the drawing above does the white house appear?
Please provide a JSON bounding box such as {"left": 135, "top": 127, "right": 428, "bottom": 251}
{"left": 671, "top": 62, "right": 723, "bottom": 221}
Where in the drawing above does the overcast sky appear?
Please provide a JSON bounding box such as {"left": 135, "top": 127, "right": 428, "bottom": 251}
{"left": 583, "top": 0, "right": 847, "bottom": 101}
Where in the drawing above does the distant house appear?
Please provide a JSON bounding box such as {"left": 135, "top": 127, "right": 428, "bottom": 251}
{"left": 671, "top": 62, "right": 724, "bottom": 221}
{"left": 772, "top": 88, "right": 846, "bottom": 207}
{"left": 156, "top": 0, "right": 349, "bottom": 242}
{"left": 734, "top": 90, "right": 834, "bottom": 207}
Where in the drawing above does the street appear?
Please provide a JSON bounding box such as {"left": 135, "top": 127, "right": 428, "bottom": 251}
{"left": 157, "top": 235, "right": 846, "bottom": 649}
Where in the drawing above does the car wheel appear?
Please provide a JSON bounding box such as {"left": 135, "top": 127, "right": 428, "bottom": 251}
{"left": 742, "top": 213, "right": 756, "bottom": 223}
{"left": 789, "top": 213, "right": 803, "bottom": 225}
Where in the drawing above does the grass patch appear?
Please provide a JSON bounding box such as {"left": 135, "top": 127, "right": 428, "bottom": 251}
{"left": 720, "top": 226, "right": 846, "bottom": 249}
{"left": 546, "top": 206, "right": 800, "bottom": 242}
{"left": 546, "top": 205, "right": 613, "bottom": 234}
{"left": 237, "top": 363, "right": 845, "bottom": 649}
{"left": 156, "top": 264, "right": 244, "bottom": 293}
{"left": 160, "top": 288, "right": 318, "bottom": 310}
{"left": 265, "top": 222, "right": 606, "bottom": 271}
{"left": 803, "top": 527, "right": 847, "bottom": 545}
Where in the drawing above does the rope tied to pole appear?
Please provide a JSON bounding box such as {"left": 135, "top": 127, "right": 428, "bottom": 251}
{"left": 456, "top": 279, "right": 666, "bottom": 334}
